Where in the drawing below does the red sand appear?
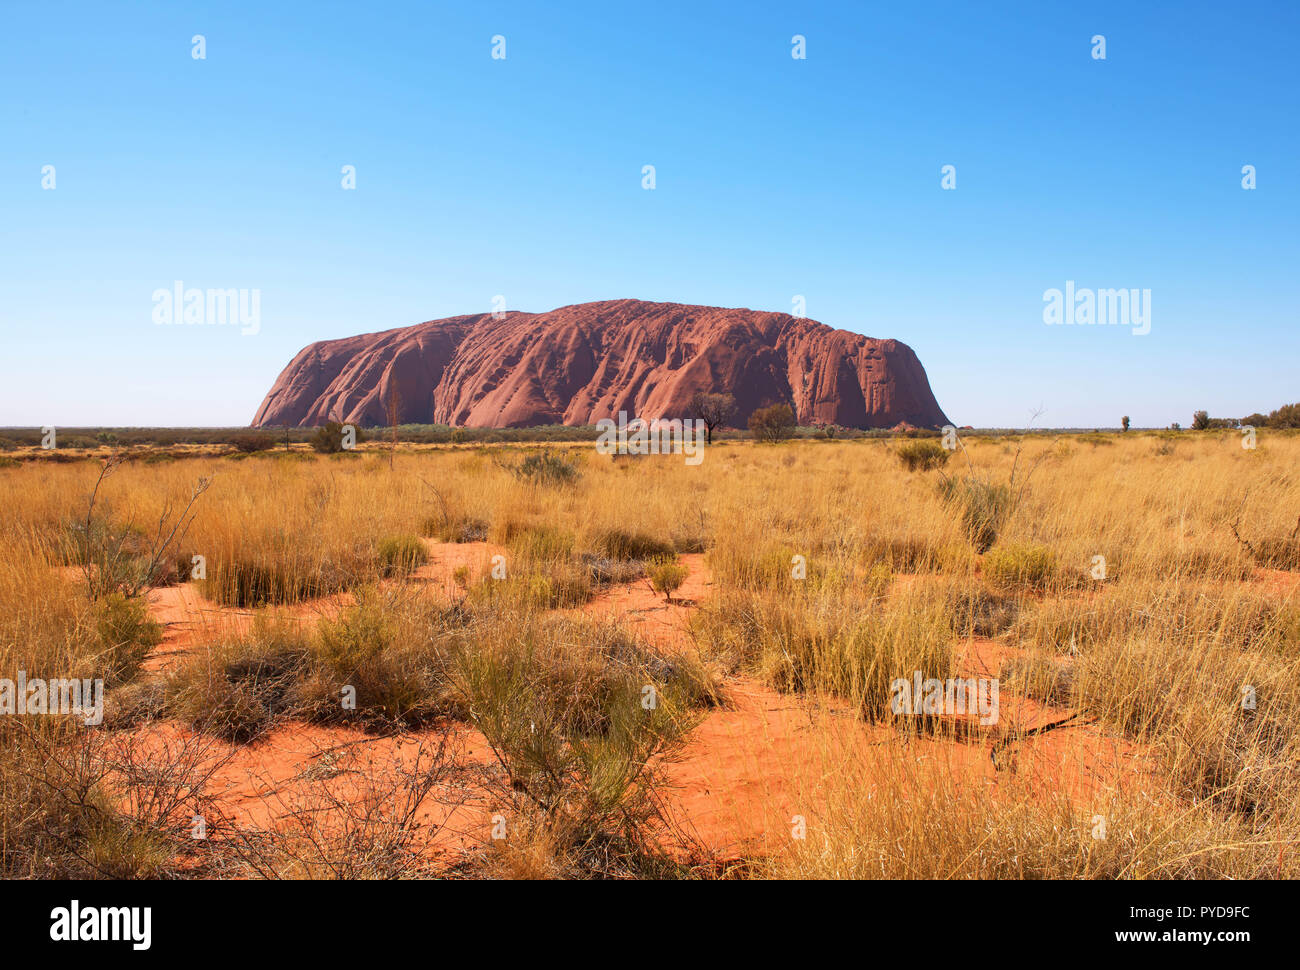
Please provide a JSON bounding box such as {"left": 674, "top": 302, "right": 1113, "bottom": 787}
{"left": 120, "top": 546, "right": 1163, "bottom": 863}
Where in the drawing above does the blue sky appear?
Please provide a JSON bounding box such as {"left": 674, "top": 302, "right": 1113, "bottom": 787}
{"left": 1, "top": 0, "right": 1296, "bottom": 428}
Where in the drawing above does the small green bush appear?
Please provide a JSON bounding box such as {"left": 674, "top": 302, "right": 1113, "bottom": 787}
{"left": 95, "top": 593, "right": 163, "bottom": 686}
{"left": 648, "top": 555, "right": 689, "bottom": 602}
{"left": 513, "top": 450, "right": 580, "bottom": 486}
{"left": 310, "top": 422, "right": 363, "bottom": 454}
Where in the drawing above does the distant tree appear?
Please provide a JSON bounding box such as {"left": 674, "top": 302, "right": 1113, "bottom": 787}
{"left": 749, "top": 403, "right": 796, "bottom": 443}
{"left": 1121, "top": 416, "right": 1130, "bottom": 432}
{"left": 689, "top": 391, "right": 736, "bottom": 445}
{"left": 1170, "top": 422, "right": 1181, "bottom": 431}
{"left": 1269, "top": 403, "right": 1300, "bottom": 429}
{"left": 385, "top": 385, "right": 402, "bottom": 470}
{"left": 1192, "top": 410, "right": 1210, "bottom": 431}
{"left": 1241, "top": 413, "right": 1268, "bottom": 428}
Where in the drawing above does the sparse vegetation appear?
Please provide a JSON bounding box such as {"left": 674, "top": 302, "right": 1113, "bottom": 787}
{"left": 4, "top": 430, "right": 1300, "bottom": 881}
{"left": 510, "top": 449, "right": 581, "bottom": 486}
{"left": 982, "top": 542, "right": 1058, "bottom": 592}
{"left": 648, "top": 555, "right": 689, "bottom": 601}
{"left": 310, "top": 421, "right": 363, "bottom": 454}
{"left": 896, "top": 439, "right": 950, "bottom": 471}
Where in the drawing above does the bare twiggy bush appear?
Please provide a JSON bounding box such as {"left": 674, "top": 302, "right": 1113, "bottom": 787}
{"left": 0, "top": 717, "right": 237, "bottom": 878}
{"left": 225, "top": 732, "right": 471, "bottom": 879}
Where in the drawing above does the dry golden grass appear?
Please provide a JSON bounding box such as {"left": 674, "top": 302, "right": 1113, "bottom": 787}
{"left": 1, "top": 429, "right": 1297, "bottom": 878}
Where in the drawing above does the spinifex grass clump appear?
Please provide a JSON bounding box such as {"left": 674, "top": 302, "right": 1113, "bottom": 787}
{"left": 706, "top": 540, "right": 828, "bottom": 593}
{"left": 590, "top": 527, "right": 675, "bottom": 561}
{"left": 199, "top": 533, "right": 375, "bottom": 607}
{"left": 1232, "top": 514, "right": 1300, "bottom": 571}
{"left": 937, "top": 477, "right": 1011, "bottom": 553}
{"left": 422, "top": 512, "right": 488, "bottom": 543}
{"left": 165, "top": 589, "right": 473, "bottom": 737}
{"left": 308, "top": 587, "right": 464, "bottom": 726}
{"left": 1070, "top": 625, "right": 1300, "bottom": 825}
{"left": 469, "top": 562, "right": 593, "bottom": 611}
{"left": 896, "top": 439, "right": 951, "bottom": 472}
{"left": 982, "top": 542, "right": 1058, "bottom": 592}
{"left": 202, "top": 557, "right": 331, "bottom": 607}
{"left": 764, "top": 758, "right": 1288, "bottom": 879}
{"left": 453, "top": 614, "right": 717, "bottom": 877}
{"left": 693, "top": 585, "right": 954, "bottom": 721}
{"left": 861, "top": 534, "right": 971, "bottom": 574}
{"left": 500, "top": 522, "right": 574, "bottom": 563}
{"left": 375, "top": 534, "right": 428, "bottom": 577}
{"left": 165, "top": 618, "right": 314, "bottom": 743}
{"left": 1009, "top": 582, "right": 1297, "bottom": 657}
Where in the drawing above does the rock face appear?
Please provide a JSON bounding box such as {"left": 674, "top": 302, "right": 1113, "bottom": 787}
{"left": 251, "top": 299, "right": 950, "bottom": 429}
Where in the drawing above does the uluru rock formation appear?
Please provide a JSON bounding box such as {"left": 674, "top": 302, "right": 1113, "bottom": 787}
{"left": 251, "top": 299, "right": 950, "bottom": 430}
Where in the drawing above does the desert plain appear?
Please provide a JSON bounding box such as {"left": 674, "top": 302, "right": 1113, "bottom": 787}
{"left": 1, "top": 428, "right": 1297, "bottom": 879}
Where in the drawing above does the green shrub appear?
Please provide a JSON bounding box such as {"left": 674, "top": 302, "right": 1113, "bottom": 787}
{"left": 748, "top": 404, "right": 796, "bottom": 443}
{"left": 95, "top": 593, "right": 163, "bottom": 686}
{"left": 310, "top": 421, "right": 363, "bottom": 454}
{"left": 513, "top": 450, "right": 580, "bottom": 486}
{"left": 309, "top": 591, "right": 458, "bottom": 725}
{"left": 648, "top": 556, "right": 689, "bottom": 602}
{"left": 453, "top": 616, "right": 712, "bottom": 875}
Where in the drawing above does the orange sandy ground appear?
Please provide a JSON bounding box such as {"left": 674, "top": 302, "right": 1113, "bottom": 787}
{"left": 114, "top": 541, "right": 1180, "bottom": 868}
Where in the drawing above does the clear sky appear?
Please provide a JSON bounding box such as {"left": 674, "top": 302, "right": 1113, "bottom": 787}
{"left": 2, "top": 0, "right": 1296, "bottom": 428}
